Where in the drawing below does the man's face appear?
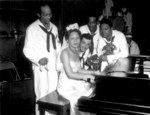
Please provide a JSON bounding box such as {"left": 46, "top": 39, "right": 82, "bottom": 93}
{"left": 100, "top": 23, "right": 112, "bottom": 41}
{"left": 80, "top": 37, "right": 92, "bottom": 52}
{"left": 88, "top": 17, "right": 97, "bottom": 34}
{"left": 39, "top": 5, "right": 52, "bottom": 25}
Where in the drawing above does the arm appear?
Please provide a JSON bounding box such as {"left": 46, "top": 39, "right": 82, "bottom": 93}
{"left": 130, "top": 41, "right": 140, "bottom": 55}
{"left": 107, "top": 33, "right": 129, "bottom": 63}
{"left": 78, "top": 69, "right": 102, "bottom": 76}
{"left": 23, "top": 27, "right": 49, "bottom": 66}
{"left": 78, "top": 68, "right": 93, "bottom": 75}
{"left": 134, "top": 44, "right": 140, "bottom": 55}
{"left": 61, "top": 50, "right": 95, "bottom": 81}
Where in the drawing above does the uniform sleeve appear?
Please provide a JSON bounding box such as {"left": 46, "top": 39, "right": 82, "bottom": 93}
{"left": 130, "top": 41, "right": 140, "bottom": 55}
{"left": 134, "top": 44, "right": 140, "bottom": 55}
{"left": 23, "top": 27, "right": 47, "bottom": 66}
{"left": 79, "top": 26, "right": 86, "bottom": 34}
{"left": 107, "top": 33, "right": 129, "bottom": 63}
{"left": 55, "top": 27, "right": 61, "bottom": 56}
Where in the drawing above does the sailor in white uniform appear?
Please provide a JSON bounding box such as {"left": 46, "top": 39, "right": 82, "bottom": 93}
{"left": 23, "top": 4, "right": 61, "bottom": 115}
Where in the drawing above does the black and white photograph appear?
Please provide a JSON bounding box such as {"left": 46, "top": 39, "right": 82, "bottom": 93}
{"left": 0, "top": 0, "right": 150, "bottom": 115}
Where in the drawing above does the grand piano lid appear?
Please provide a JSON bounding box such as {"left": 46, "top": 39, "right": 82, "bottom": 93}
{"left": 129, "top": 54, "right": 150, "bottom": 60}
{"left": 108, "top": 71, "right": 148, "bottom": 78}
{"left": 95, "top": 71, "right": 149, "bottom": 79}
{"left": 94, "top": 74, "right": 150, "bottom": 104}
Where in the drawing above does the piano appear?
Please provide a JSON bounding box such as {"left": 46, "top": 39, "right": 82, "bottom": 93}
{"left": 78, "top": 56, "right": 150, "bottom": 115}
{"left": 78, "top": 74, "right": 150, "bottom": 115}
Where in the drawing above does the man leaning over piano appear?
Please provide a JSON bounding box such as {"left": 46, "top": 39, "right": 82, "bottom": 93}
{"left": 97, "top": 17, "right": 129, "bottom": 72}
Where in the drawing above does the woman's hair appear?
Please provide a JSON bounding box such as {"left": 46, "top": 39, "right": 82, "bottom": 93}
{"left": 81, "top": 33, "right": 92, "bottom": 40}
{"left": 65, "top": 29, "right": 81, "bottom": 40}
{"left": 99, "top": 17, "right": 113, "bottom": 27}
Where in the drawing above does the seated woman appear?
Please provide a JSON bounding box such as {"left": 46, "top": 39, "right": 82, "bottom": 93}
{"left": 57, "top": 24, "right": 98, "bottom": 115}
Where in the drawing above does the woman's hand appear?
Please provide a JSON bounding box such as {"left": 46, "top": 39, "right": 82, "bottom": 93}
{"left": 86, "top": 74, "right": 95, "bottom": 83}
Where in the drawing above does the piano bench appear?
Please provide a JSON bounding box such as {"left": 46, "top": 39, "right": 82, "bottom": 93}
{"left": 37, "top": 90, "right": 70, "bottom": 115}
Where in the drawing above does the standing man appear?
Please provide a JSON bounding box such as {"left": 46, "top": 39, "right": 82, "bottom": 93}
{"left": 80, "top": 16, "right": 102, "bottom": 55}
{"left": 23, "top": 3, "right": 61, "bottom": 115}
{"left": 98, "top": 18, "right": 129, "bottom": 71}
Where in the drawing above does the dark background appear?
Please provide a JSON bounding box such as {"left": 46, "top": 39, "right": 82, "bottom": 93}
{"left": 0, "top": 0, "right": 150, "bottom": 54}
{"left": 1, "top": 1, "right": 149, "bottom": 114}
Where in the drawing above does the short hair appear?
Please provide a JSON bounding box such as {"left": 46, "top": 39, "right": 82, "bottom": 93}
{"left": 81, "top": 33, "right": 93, "bottom": 41}
{"left": 81, "top": 33, "right": 94, "bottom": 54}
{"left": 36, "top": 2, "right": 51, "bottom": 15}
{"left": 65, "top": 29, "right": 81, "bottom": 40}
{"left": 87, "top": 15, "right": 97, "bottom": 23}
{"left": 99, "top": 17, "right": 113, "bottom": 27}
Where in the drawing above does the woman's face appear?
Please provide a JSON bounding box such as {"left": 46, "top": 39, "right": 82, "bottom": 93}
{"left": 68, "top": 31, "right": 80, "bottom": 49}
{"left": 100, "top": 23, "right": 112, "bottom": 41}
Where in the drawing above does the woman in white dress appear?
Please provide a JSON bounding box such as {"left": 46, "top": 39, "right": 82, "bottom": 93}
{"left": 57, "top": 24, "right": 97, "bottom": 115}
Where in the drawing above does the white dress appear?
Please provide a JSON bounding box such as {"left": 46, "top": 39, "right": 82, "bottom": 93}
{"left": 57, "top": 49, "right": 94, "bottom": 115}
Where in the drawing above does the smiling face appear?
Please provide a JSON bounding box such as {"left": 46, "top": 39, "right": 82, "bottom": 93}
{"left": 68, "top": 31, "right": 81, "bottom": 49}
{"left": 88, "top": 17, "right": 97, "bottom": 34}
{"left": 39, "top": 5, "right": 52, "bottom": 26}
{"left": 100, "top": 23, "right": 112, "bottom": 41}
